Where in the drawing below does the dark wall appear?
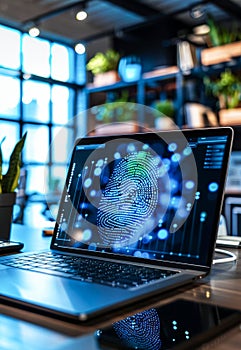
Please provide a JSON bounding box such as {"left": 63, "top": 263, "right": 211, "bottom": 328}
{"left": 113, "top": 18, "right": 183, "bottom": 72}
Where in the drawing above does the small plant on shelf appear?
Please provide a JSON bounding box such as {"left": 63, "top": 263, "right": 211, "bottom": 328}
{"left": 204, "top": 69, "right": 241, "bottom": 109}
{"left": 152, "top": 99, "right": 175, "bottom": 118}
{"left": 206, "top": 16, "right": 241, "bottom": 47}
{"left": 86, "top": 49, "right": 120, "bottom": 75}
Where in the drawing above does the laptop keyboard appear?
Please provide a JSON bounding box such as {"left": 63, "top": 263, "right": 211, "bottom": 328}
{"left": 0, "top": 252, "right": 179, "bottom": 289}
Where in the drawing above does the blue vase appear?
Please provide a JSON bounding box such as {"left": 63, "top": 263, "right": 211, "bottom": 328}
{"left": 118, "top": 56, "right": 142, "bottom": 83}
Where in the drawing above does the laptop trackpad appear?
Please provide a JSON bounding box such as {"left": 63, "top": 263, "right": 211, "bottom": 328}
{"left": 0, "top": 267, "right": 129, "bottom": 318}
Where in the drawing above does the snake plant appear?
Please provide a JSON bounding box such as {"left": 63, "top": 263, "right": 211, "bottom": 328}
{"left": 0, "top": 132, "right": 27, "bottom": 194}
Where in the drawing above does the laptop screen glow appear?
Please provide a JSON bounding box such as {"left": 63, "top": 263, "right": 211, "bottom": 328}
{"left": 52, "top": 131, "right": 230, "bottom": 267}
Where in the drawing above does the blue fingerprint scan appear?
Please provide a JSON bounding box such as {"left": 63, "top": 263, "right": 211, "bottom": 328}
{"left": 113, "top": 308, "right": 161, "bottom": 350}
{"left": 97, "top": 151, "right": 159, "bottom": 246}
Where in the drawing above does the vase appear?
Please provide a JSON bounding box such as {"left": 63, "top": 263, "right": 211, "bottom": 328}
{"left": 93, "top": 71, "right": 120, "bottom": 86}
{"left": 0, "top": 192, "right": 16, "bottom": 240}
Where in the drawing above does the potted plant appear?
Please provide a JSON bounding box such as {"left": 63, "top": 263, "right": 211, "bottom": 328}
{"left": 86, "top": 49, "right": 121, "bottom": 86}
{"left": 204, "top": 69, "right": 241, "bottom": 109}
{"left": 152, "top": 99, "right": 176, "bottom": 129}
{"left": 201, "top": 16, "right": 241, "bottom": 65}
{"left": 0, "top": 132, "right": 27, "bottom": 240}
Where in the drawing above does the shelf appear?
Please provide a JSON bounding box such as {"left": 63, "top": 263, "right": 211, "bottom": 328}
{"left": 86, "top": 80, "right": 138, "bottom": 93}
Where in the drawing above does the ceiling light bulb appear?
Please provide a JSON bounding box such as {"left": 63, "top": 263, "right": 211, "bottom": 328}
{"left": 190, "top": 6, "right": 205, "bottom": 19}
{"left": 29, "top": 26, "right": 40, "bottom": 37}
{"left": 76, "top": 10, "right": 88, "bottom": 21}
{"left": 193, "top": 24, "right": 210, "bottom": 36}
{"left": 75, "top": 43, "right": 86, "bottom": 54}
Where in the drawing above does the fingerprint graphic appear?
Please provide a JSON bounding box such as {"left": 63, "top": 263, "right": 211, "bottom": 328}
{"left": 113, "top": 308, "right": 162, "bottom": 350}
{"left": 97, "top": 151, "right": 158, "bottom": 247}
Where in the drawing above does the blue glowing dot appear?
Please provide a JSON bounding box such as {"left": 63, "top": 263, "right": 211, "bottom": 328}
{"left": 142, "top": 144, "right": 149, "bottom": 150}
{"left": 171, "top": 153, "right": 181, "bottom": 162}
{"left": 142, "top": 252, "right": 150, "bottom": 259}
{"left": 114, "top": 152, "right": 121, "bottom": 159}
{"left": 172, "top": 321, "right": 177, "bottom": 325}
{"left": 158, "top": 229, "right": 168, "bottom": 240}
{"left": 208, "top": 182, "right": 219, "bottom": 192}
{"left": 185, "top": 180, "right": 195, "bottom": 190}
{"left": 168, "top": 142, "right": 177, "bottom": 152}
{"left": 83, "top": 229, "right": 92, "bottom": 241}
{"left": 88, "top": 243, "right": 97, "bottom": 251}
{"left": 96, "top": 159, "right": 104, "bottom": 167}
{"left": 94, "top": 167, "right": 101, "bottom": 176}
{"left": 142, "top": 235, "right": 151, "bottom": 244}
{"left": 127, "top": 143, "right": 135, "bottom": 152}
{"left": 134, "top": 251, "right": 142, "bottom": 258}
{"left": 163, "top": 158, "right": 171, "bottom": 167}
{"left": 183, "top": 146, "right": 192, "bottom": 156}
{"left": 173, "top": 326, "right": 177, "bottom": 330}
{"left": 90, "top": 190, "right": 96, "bottom": 197}
{"left": 84, "top": 178, "right": 92, "bottom": 188}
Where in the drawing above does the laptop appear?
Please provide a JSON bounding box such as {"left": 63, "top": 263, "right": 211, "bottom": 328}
{"left": 0, "top": 127, "right": 233, "bottom": 322}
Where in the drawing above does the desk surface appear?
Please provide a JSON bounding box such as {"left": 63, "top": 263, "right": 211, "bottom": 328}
{"left": 0, "top": 224, "right": 240, "bottom": 350}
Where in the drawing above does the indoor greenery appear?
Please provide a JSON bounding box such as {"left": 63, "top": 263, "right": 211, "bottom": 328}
{"left": 0, "top": 132, "right": 27, "bottom": 193}
{"left": 204, "top": 69, "right": 241, "bottom": 109}
{"left": 207, "top": 16, "right": 241, "bottom": 47}
{"left": 152, "top": 100, "right": 175, "bottom": 118}
{"left": 86, "top": 49, "right": 120, "bottom": 75}
{"left": 94, "top": 91, "right": 136, "bottom": 123}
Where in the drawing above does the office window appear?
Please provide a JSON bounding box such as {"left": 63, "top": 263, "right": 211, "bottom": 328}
{"left": 22, "top": 80, "right": 51, "bottom": 123}
{"left": 0, "top": 25, "right": 20, "bottom": 70}
{"left": 27, "top": 165, "right": 49, "bottom": 194}
{"left": 52, "top": 85, "right": 74, "bottom": 125}
{"left": 0, "top": 75, "right": 20, "bottom": 119}
{"left": 22, "top": 35, "right": 51, "bottom": 77}
{"left": 0, "top": 121, "right": 20, "bottom": 162}
{"left": 0, "top": 25, "right": 85, "bottom": 198}
{"left": 52, "top": 126, "right": 74, "bottom": 164}
{"left": 22, "top": 124, "right": 49, "bottom": 163}
{"left": 51, "top": 43, "right": 74, "bottom": 82}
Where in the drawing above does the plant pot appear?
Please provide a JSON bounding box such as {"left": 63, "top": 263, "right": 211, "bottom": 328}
{"left": 0, "top": 192, "right": 16, "bottom": 240}
{"left": 93, "top": 70, "right": 120, "bottom": 86}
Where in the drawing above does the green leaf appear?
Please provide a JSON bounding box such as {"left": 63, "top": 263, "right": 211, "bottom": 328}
{"left": 0, "top": 136, "right": 6, "bottom": 194}
{"left": 2, "top": 132, "right": 27, "bottom": 193}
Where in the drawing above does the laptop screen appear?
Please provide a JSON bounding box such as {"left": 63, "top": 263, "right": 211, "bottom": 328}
{"left": 51, "top": 128, "right": 233, "bottom": 268}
